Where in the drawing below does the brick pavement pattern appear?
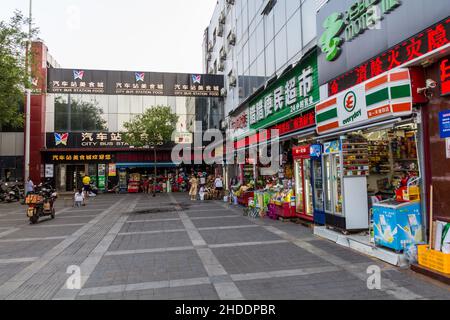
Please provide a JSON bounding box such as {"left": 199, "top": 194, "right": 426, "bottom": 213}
{"left": 0, "top": 193, "right": 448, "bottom": 300}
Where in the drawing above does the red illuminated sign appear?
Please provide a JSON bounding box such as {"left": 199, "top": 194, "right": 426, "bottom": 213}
{"left": 231, "top": 111, "right": 248, "bottom": 130}
{"left": 293, "top": 145, "right": 310, "bottom": 159}
{"left": 441, "top": 58, "right": 450, "bottom": 96}
{"left": 328, "top": 18, "right": 450, "bottom": 96}
{"left": 235, "top": 110, "right": 316, "bottom": 148}
{"left": 271, "top": 110, "right": 315, "bottom": 137}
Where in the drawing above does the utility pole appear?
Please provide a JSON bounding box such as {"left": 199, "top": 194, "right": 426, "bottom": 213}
{"left": 24, "top": 0, "right": 32, "bottom": 182}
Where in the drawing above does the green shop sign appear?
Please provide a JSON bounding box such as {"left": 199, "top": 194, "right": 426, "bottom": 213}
{"left": 249, "top": 51, "right": 319, "bottom": 130}
{"left": 319, "top": 0, "right": 401, "bottom": 62}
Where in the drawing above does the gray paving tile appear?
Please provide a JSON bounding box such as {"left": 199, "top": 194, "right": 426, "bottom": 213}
{"left": 83, "top": 250, "right": 208, "bottom": 288}
{"left": 212, "top": 242, "right": 333, "bottom": 274}
{"left": 191, "top": 216, "right": 254, "bottom": 229}
{"left": 108, "top": 231, "right": 192, "bottom": 251}
{"left": 307, "top": 239, "right": 374, "bottom": 264}
{"left": 0, "top": 239, "right": 65, "bottom": 259}
{"left": 119, "top": 220, "right": 185, "bottom": 233}
{"left": 0, "top": 225, "right": 82, "bottom": 240}
{"left": 200, "top": 227, "right": 282, "bottom": 245}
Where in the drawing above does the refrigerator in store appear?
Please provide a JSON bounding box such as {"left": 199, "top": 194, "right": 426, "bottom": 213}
{"left": 372, "top": 200, "right": 423, "bottom": 252}
{"left": 293, "top": 145, "right": 314, "bottom": 222}
{"left": 322, "top": 138, "right": 369, "bottom": 232}
{"left": 310, "top": 144, "right": 325, "bottom": 225}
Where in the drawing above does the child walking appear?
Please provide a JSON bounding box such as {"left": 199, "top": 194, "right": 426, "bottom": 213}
{"left": 74, "top": 189, "right": 84, "bottom": 207}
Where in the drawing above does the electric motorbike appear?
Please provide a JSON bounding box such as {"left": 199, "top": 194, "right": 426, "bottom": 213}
{"left": 26, "top": 183, "right": 58, "bottom": 224}
{"left": 5, "top": 185, "right": 24, "bottom": 203}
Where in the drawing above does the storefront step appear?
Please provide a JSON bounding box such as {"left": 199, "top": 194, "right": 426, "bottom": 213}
{"left": 314, "top": 226, "right": 409, "bottom": 268}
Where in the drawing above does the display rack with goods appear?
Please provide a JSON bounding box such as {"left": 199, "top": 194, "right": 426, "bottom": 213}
{"left": 127, "top": 173, "right": 141, "bottom": 193}
{"left": 368, "top": 141, "right": 391, "bottom": 175}
{"left": 342, "top": 135, "right": 369, "bottom": 177}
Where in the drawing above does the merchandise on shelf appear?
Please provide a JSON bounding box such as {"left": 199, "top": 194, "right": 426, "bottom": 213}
{"left": 127, "top": 173, "right": 141, "bottom": 193}
{"left": 342, "top": 135, "right": 369, "bottom": 177}
{"left": 368, "top": 141, "right": 390, "bottom": 174}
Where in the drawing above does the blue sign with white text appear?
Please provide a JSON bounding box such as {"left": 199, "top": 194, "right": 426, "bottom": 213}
{"left": 439, "top": 111, "right": 450, "bottom": 138}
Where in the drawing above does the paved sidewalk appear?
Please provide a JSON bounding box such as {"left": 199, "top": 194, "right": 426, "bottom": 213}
{"left": 0, "top": 194, "right": 448, "bottom": 300}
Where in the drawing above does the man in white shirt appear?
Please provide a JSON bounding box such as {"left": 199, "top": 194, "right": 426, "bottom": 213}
{"left": 214, "top": 175, "right": 224, "bottom": 200}
{"left": 25, "top": 178, "right": 34, "bottom": 196}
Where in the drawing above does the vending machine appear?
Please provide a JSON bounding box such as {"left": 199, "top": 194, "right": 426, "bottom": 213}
{"left": 322, "top": 138, "right": 369, "bottom": 232}
{"left": 310, "top": 144, "right": 325, "bottom": 225}
{"left": 293, "top": 145, "right": 314, "bottom": 222}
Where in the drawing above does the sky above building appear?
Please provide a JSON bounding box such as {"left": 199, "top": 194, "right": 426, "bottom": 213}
{"left": 0, "top": 0, "right": 216, "bottom": 73}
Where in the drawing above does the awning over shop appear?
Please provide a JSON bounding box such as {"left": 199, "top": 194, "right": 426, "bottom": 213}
{"left": 115, "top": 163, "right": 178, "bottom": 169}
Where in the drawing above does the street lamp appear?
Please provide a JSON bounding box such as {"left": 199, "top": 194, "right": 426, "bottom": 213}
{"left": 24, "top": 0, "right": 32, "bottom": 182}
{"left": 149, "top": 140, "right": 163, "bottom": 197}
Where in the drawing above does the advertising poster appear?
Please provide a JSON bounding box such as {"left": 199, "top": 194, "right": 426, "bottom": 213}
{"left": 108, "top": 164, "right": 117, "bottom": 177}
{"left": 45, "top": 164, "right": 54, "bottom": 178}
{"left": 98, "top": 164, "right": 106, "bottom": 190}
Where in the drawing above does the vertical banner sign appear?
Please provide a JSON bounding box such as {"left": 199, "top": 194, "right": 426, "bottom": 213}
{"left": 441, "top": 58, "right": 450, "bottom": 96}
{"left": 98, "top": 164, "right": 106, "bottom": 190}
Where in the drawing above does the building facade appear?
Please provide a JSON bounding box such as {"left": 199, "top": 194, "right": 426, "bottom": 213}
{"left": 203, "top": 0, "right": 450, "bottom": 272}
{"left": 204, "top": 0, "right": 324, "bottom": 118}
{"left": 25, "top": 42, "right": 225, "bottom": 191}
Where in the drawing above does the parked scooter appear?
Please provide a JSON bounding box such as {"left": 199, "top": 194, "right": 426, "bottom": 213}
{"left": 5, "top": 185, "right": 24, "bottom": 203}
{"left": 25, "top": 183, "right": 58, "bottom": 224}
{"left": 0, "top": 182, "right": 24, "bottom": 203}
{"left": 107, "top": 184, "right": 120, "bottom": 194}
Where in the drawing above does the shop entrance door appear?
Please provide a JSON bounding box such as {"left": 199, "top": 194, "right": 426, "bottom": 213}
{"left": 66, "top": 165, "right": 86, "bottom": 192}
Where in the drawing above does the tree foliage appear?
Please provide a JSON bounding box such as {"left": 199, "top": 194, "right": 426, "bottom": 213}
{"left": 0, "top": 11, "right": 38, "bottom": 129}
{"left": 123, "top": 105, "right": 179, "bottom": 147}
{"left": 54, "top": 96, "right": 107, "bottom": 131}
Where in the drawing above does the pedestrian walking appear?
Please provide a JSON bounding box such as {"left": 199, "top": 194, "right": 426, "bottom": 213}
{"left": 74, "top": 189, "right": 84, "bottom": 207}
{"left": 25, "top": 177, "right": 34, "bottom": 196}
{"left": 199, "top": 185, "right": 205, "bottom": 201}
{"left": 143, "top": 178, "right": 150, "bottom": 194}
{"left": 82, "top": 174, "right": 91, "bottom": 195}
{"left": 214, "top": 175, "right": 224, "bottom": 200}
{"left": 189, "top": 174, "right": 199, "bottom": 201}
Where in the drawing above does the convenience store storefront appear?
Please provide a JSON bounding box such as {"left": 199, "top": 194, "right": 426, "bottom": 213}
{"left": 314, "top": 68, "right": 424, "bottom": 232}
{"left": 315, "top": 0, "right": 450, "bottom": 271}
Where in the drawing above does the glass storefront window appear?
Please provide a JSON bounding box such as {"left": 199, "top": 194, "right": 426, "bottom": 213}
{"left": 301, "top": 0, "right": 317, "bottom": 47}
{"left": 275, "top": 26, "right": 288, "bottom": 71}
{"left": 54, "top": 95, "right": 108, "bottom": 132}
{"left": 53, "top": 94, "right": 223, "bottom": 133}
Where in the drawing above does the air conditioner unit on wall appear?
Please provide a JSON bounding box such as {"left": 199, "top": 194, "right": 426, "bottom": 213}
{"left": 221, "top": 88, "right": 227, "bottom": 97}
{"left": 217, "top": 24, "right": 224, "bottom": 37}
{"left": 226, "top": 0, "right": 235, "bottom": 5}
{"left": 207, "top": 41, "right": 213, "bottom": 52}
{"left": 206, "top": 53, "right": 212, "bottom": 61}
{"left": 220, "top": 47, "right": 227, "bottom": 60}
{"left": 228, "top": 75, "right": 237, "bottom": 87}
{"left": 218, "top": 61, "right": 225, "bottom": 72}
{"left": 227, "top": 32, "right": 236, "bottom": 46}
{"left": 219, "top": 11, "right": 226, "bottom": 24}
